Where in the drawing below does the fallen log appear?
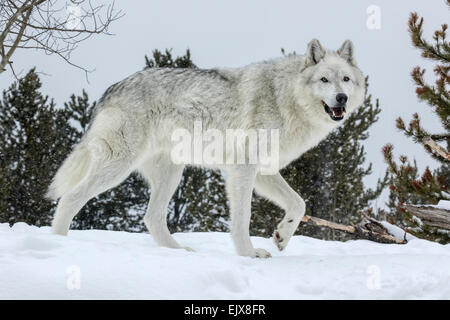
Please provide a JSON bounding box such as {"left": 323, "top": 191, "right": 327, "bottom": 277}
{"left": 300, "top": 215, "right": 407, "bottom": 244}
{"left": 404, "top": 204, "right": 450, "bottom": 231}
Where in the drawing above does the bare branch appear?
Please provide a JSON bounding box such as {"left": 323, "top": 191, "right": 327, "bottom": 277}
{"left": 8, "top": 60, "right": 21, "bottom": 79}
{"left": 0, "top": 0, "right": 123, "bottom": 77}
{"left": 0, "top": 5, "right": 32, "bottom": 72}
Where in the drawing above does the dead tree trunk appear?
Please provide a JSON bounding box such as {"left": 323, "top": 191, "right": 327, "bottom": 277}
{"left": 403, "top": 204, "right": 450, "bottom": 231}
{"left": 300, "top": 215, "right": 407, "bottom": 244}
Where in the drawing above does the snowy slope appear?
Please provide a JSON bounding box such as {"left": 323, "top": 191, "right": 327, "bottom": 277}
{"left": 1, "top": 222, "right": 449, "bottom": 299}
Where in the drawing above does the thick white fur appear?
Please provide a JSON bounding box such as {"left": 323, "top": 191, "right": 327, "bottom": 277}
{"left": 47, "top": 39, "right": 365, "bottom": 258}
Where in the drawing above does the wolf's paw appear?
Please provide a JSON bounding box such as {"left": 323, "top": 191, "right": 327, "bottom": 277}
{"left": 252, "top": 248, "right": 272, "bottom": 259}
{"left": 182, "top": 246, "right": 195, "bottom": 252}
{"left": 273, "top": 229, "right": 289, "bottom": 251}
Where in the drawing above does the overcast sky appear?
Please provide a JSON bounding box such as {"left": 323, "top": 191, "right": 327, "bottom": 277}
{"left": 1, "top": 0, "right": 448, "bottom": 209}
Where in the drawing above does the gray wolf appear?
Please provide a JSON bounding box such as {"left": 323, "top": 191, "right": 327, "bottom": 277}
{"left": 47, "top": 39, "right": 365, "bottom": 258}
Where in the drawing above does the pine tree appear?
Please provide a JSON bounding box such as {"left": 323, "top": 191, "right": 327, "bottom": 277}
{"left": 383, "top": 1, "right": 450, "bottom": 243}
{"left": 144, "top": 48, "right": 195, "bottom": 69}
{"left": 0, "top": 69, "right": 76, "bottom": 226}
{"left": 176, "top": 168, "right": 228, "bottom": 232}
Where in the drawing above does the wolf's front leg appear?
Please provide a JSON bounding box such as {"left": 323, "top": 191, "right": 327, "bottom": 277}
{"left": 254, "top": 173, "right": 306, "bottom": 251}
{"left": 226, "top": 166, "right": 271, "bottom": 258}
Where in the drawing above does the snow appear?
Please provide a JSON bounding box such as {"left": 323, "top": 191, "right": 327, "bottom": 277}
{"left": 408, "top": 200, "right": 450, "bottom": 211}
{"left": 1, "top": 222, "right": 449, "bottom": 299}
{"left": 431, "top": 200, "right": 450, "bottom": 210}
{"left": 379, "top": 221, "right": 416, "bottom": 241}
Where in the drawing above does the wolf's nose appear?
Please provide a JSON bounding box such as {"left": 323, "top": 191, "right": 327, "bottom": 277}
{"left": 336, "top": 93, "right": 348, "bottom": 104}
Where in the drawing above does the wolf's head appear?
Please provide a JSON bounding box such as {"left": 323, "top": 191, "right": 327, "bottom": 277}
{"left": 298, "top": 39, "right": 365, "bottom": 123}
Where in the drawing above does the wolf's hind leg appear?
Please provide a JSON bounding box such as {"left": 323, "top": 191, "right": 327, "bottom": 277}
{"left": 52, "top": 150, "right": 134, "bottom": 235}
{"left": 138, "top": 155, "right": 190, "bottom": 251}
{"left": 254, "top": 173, "right": 306, "bottom": 251}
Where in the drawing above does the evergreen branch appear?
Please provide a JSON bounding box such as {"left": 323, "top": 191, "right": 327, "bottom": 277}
{"left": 396, "top": 114, "right": 449, "bottom": 162}
{"left": 0, "top": 0, "right": 123, "bottom": 76}
{"left": 409, "top": 12, "right": 450, "bottom": 63}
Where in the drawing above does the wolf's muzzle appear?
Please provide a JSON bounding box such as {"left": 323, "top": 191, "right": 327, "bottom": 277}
{"left": 322, "top": 100, "right": 346, "bottom": 121}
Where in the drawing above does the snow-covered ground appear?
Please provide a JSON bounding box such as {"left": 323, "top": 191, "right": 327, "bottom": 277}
{"left": 1, "top": 222, "right": 449, "bottom": 299}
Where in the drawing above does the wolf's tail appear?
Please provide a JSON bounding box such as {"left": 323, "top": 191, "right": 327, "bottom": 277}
{"left": 46, "top": 142, "right": 92, "bottom": 200}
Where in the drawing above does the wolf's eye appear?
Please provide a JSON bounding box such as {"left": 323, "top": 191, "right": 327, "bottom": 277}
{"left": 320, "top": 77, "right": 328, "bottom": 83}
{"left": 343, "top": 76, "right": 350, "bottom": 82}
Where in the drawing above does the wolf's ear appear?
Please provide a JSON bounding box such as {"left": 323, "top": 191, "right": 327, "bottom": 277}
{"left": 305, "top": 39, "right": 325, "bottom": 65}
{"left": 337, "top": 40, "right": 356, "bottom": 65}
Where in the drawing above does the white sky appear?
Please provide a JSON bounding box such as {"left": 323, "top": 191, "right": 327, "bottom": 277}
{"left": 1, "top": 0, "right": 448, "bottom": 209}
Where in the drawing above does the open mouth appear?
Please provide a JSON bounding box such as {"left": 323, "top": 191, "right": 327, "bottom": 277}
{"left": 322, "top": 101, "right": 346, "bottom": 121}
